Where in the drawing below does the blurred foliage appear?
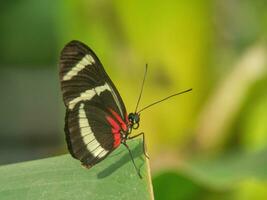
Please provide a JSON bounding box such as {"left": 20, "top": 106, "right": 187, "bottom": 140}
{"left": 239, "top": 76, "right": 267, "bottom": 152}
{"left": 0, "top": 0, "right": 267, "bottom": 199}
{"left": 184, "top": 148, "right": 267, "bottom": 189}
{"left": 153, "top": 172, "right": 206, "bottom": 200}
{"left": 0, "top": 1, "right": 59, "bottom": 66}
{"left": 153, "top": 148, "right": 267, "bottom": 200}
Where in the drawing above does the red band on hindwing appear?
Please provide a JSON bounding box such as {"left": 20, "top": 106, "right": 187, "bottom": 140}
{"left": 108, "top": 109, "right": 127, "bottom": 132}
{"left": 106, "top": 108, "right": 128, "bottom": 148}
{"left": 106, "top": 116, "right": 121, "bottom": 148}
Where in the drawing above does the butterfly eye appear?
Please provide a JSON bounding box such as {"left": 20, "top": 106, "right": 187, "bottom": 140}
{"left": 128, "top": 113, "right": 134, "bottom": 123}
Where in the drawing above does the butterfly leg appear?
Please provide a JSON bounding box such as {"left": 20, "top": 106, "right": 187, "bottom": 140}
{"left": 128, "top": 132, "right": 149, "bottom": 159}
{"left": 122, "top": 142, "right": 142, "bottom": 179}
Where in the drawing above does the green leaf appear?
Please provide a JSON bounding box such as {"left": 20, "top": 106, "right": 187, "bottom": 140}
{"left": 0, "top": 139, "right": 153, "bottom": 200}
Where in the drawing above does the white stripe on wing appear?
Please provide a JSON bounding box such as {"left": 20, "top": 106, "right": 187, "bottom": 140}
{"left": 78, "top": 103, "right": 108, "bottom": 158}
{"left": 63, "top": 54, "right": 95, "bottom": 81}
{"left": 68, "top": 83, "right": 111, "bottom": 110}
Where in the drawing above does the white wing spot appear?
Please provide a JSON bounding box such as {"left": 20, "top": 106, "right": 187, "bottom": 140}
{"left": 63, "top": 54, "right": 95, "bottom": 81}
{"left": 78, "top": 103, "right": 108, "bottom": 158}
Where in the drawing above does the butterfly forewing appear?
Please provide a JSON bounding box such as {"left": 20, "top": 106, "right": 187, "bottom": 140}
{"left": 60, "top": 40, "right": 128, "bottom": 167}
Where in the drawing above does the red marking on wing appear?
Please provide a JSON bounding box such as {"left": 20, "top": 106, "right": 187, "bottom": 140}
{"left": 106, "top": 109, "right": 128, "bottom": 148}
{"left": 108, "top": 109, "right": 127, "bottom": 132}
{"left": 106, "top": 116, "right": 121, "bottom": 148}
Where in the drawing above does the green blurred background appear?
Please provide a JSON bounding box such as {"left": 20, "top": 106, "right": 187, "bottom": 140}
{"left": 1, "top": 0, "right": 267, "bottom": 199}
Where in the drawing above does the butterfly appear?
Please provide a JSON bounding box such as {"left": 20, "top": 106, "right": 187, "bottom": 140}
{"left": 59, "top": 40, "right": 192, "bottom": 178}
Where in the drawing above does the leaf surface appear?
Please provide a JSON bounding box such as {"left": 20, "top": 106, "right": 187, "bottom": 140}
{"left": 0, "top": 139, "right": 153, "bottom": 200}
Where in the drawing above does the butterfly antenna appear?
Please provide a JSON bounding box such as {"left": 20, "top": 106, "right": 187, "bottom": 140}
{"left": 134, "top": 64, "right": 148, "bottom": 113}
{"left": 137, "top": 88, "right": 192, "bottom": 114}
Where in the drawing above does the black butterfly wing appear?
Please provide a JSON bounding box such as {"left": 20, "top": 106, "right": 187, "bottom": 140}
{"left": 59, "top": 40, "right": 126, "bottom": 117}
{"left": 59, "top": 40, "right": 128, "bottom": 167}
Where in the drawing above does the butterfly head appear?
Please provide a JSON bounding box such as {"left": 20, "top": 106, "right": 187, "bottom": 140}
{"left": 128, "top": 112, "right": 140, "bottom": 129}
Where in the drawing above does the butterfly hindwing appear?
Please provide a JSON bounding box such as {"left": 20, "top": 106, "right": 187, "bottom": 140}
{"left": 65, "top": 103, "right": 113, "bottom": 167}
{"left": 60, "top": 40, "right": 128, "bottom": 167}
